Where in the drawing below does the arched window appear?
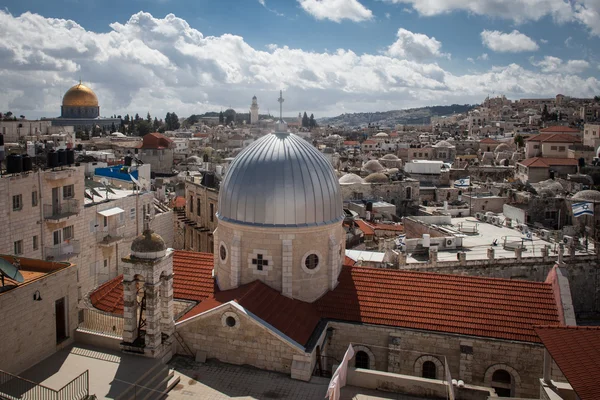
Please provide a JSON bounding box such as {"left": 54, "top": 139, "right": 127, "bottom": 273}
{"left": 422, "top": 361, "right": 437, "bottom": 379}
{"left": 406, "top": 186, "right": 412, "bottom": 200}
{"left": 492, "top": 369, "right": 513, "bottom": 397}
{"left": 355, "top": 351, "right": 370, "bottom": 369}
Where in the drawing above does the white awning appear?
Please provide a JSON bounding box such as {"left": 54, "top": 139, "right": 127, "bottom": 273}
{"left": 98, "top": 207, "right": 125, "bottom": 217}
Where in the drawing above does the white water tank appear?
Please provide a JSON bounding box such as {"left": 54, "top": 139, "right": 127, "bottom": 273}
{"left": 423, "top": 234, "right": 431, "bottom": 248}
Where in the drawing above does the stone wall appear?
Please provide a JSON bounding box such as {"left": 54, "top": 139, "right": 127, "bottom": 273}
{"left": 324, "top": 321, "right": 560, "bottom": 399}
{"left": 151, "top": 210, "right": 174, "bottom": 249}
{"left": 0, "top": 264, "right": 78, "bottom": 374}
{"left": 340, "top": 181, "right": 420, "bottom": 218}
{"left": 176, "top": 304, "right": 304, "bottom": 374}
{"left": 403, "top": 218, "right": 446, "bottom": 239}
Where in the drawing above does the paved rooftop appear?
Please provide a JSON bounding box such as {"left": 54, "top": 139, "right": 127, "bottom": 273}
{"left": 167, "top": 356, "right": 432, "bottom": 400}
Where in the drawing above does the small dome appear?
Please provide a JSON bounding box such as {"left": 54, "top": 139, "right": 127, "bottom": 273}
{"left": 339, "top": 173, "right": 364, "bottom": 184}
{"left": 381, "top": 154, "right": 399, "bottom": 160}
{"left": 572, "top": 190, "right": 600, "bottom": 201}
{"left": 374, "top": 132, "right": 389, "bottom": 138}
{"left": 495, "top": 143, "right": 511, "bottom": 153}
{"left": 387, "top": 168, "right": 399, "bottom": 175}
{"left": 185, "top": 156, "right": 202, "bottom": 164}
{"left": 364, "top": 172, "right": 389, "bottom": 183}
{"left": 363, "top": 160, "right": 384, "bottom": 173}
{"left": 62, "top": 83, "right": 99, "bottom": 107}
{"left": 131, "top": 230, "right": 167, "bottom": 259}
{"left": 433, "top": 140, "right": 453, "bottom": 148}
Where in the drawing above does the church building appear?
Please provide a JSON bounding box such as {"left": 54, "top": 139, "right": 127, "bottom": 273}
{"left": 90, "top": 93, "right": 570, "bottom": 398}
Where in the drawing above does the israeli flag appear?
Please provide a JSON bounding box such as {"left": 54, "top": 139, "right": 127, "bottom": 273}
{"left": 572, "top": 202, "right": 594, "bottom": 217}
{"left": 454, "top": 176, "right": 470, "bottom": 188}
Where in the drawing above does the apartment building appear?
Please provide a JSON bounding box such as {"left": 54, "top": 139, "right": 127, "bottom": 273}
{"left": 182, "top": 173, "right": 219, "bottom": 253}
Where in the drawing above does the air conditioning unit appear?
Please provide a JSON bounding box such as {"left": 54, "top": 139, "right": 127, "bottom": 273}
{"left": 445, "top": 238, "right": 456, "bottom": 249}
{"left": 491, "top": 216, "right": 499, "bottom": 225}
{"left": 539, "top": 229, "right": 550, "bottom": 240}
{"left": 563, "top": 235, "right": 575, "bottom": 247}
{"left": 482, "top": 215, "right": 488, "bottom": 222}
{"left": 475, "top": 212, "right": 485, "bottom": 221}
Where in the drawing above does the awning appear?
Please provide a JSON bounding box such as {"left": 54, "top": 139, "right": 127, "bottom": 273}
{"left": 98, "top": 207, "right": 125, "bottom": 217}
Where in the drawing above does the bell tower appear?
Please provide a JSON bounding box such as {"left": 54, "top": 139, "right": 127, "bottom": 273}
{"left": 250, "top": 95, "right": 259, "bottom": 124}
{"left": 121, "top": 225, "right": 174, "bottom": 361}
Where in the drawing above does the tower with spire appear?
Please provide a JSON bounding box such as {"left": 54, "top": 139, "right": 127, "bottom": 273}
{"left": 250, "top": 95, "right": 259, "bottom": 125}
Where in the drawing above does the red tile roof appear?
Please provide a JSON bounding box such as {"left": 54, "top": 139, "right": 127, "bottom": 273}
{"left": 181, "top": 280, "right": 321, "bottom": 346}
{"left": 540, "top": 126, "right": 580, "bottom": 133}
{"left": 355, "top": 219, "right": 375, "bottom": 235}
{"left": 90, "top": 251, "right": 214, "bottom": 314}
{"left": 90, "top": 252, "right": 559, "bottom": 346}
{"left": 316, "top": 267, "right": 559, "bottom": 343}
{"left": 526, "top": 133, "right": 581, "bottom": 143}
{"left": 519, "top": 157, "right": 579, "bottom": 168}
{"left": 344, "top": 141, "right": 359, "bottom": 146}
{"left": 371, "top": 222, "right": 404, "bottom": 232}
{"left": 535, "top": 326, "right": 600, "bottom": 400}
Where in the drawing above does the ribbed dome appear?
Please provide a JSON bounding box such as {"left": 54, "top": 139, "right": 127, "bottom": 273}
{"left": 381, "top": 154, "right": 399, "bottom": 160}
{"left": 218, "top": 132, "right": 344, "bottom": 227}
{"left": 62, "top": 83, "right": 99, "bottom": 107}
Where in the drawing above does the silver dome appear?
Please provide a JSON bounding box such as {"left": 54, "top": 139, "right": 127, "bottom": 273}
{"left": 217, "top": 132, "right": 344, "bottom": 227}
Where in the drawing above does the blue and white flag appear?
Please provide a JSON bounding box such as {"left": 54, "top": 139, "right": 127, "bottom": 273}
{"left": 573, "top": 202, "right": 594, "bottom": 217}
{"left": 454, "top": 177, "right": 470, "bottom": 188}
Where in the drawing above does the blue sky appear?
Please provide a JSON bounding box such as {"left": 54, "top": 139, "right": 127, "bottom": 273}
{"left": 0, "top": 0, "right": 599, "bottom": 118}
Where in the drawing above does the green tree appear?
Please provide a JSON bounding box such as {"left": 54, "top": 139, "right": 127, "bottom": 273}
{"left": 302, "top": 112, "right": 309, "bottom": 128}
{"left": 309, "top": 113, "right": 316, "bottom": 128}
{"left": 541, "top": 105, "right": 550, "bottom": 121}
{"left": 136, "top": 120, "right": 152, "bottom": 136}
{"left": 165, "top": 112, "right": 180, "bottom": 131}
{"left": 111, "top": 122, "right": 116, "bottom": 133}
{"left": 146, "top": 112, "right": 152, "bottom": 123}
{"left": 514, "top": 134, "right": 524, "bottom": 149}
{"left": 134, "top": 113, "right": 140, "bottom": 122}
{"left": 153, "top": 117, "right": 160, "bottom": 131}
{"left": 224, "top": 109, "right": 236, "bottom": 125}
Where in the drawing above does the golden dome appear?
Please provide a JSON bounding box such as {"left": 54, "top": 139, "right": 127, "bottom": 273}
{"left": 62, "top": 82, "right": 99, "bottom": 107}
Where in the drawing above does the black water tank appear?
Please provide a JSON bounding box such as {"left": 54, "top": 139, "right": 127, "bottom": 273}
{"left": 124, "top": 155, "right": 133, "bottom": 167}
{"left": 366, "top": 201, "right": 373, "bottom": 212}
{"left": 0, "top": 134, "right": 4, "bottom": 146}
{"left": 22, "top": 154, "right": 32, "bottom": 172}
{"left": 6, "top": 153, "right": 23, "bottom": 174}
{"left": 76, "top": 144, "right": 83, "bottom": 151}
{"left": 66, "top": 148, "right": 75, "bottom": 165}
{"left": 203, "top": 153, "right": 209, "bottom": 162}
{"left": 57, "top": 149, "right": 67, "bottom": 166}
{"left": 47, "top": 150, "right": 58, "bottom": 168}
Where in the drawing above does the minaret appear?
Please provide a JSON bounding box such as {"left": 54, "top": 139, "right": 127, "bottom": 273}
{"left": 250, "top": 95, "right": 259, "bottom": 124}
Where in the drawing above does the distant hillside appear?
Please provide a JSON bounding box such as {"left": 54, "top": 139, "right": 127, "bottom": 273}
{"left": 318, "top": 104, "right": 475, "bottom": 127}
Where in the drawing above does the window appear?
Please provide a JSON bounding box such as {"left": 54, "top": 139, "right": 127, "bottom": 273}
{"left": 304, "top": 254, "right": 319, "bottom": 270}
{"left": 12, "top": 194, "right": 22, "bottom": 211}
{"left": 559, "top": 146, "right": 565, "bottom": 151}
{"left": 103, "top": 259, "right": 108, "bottom": 268}
{"left": 189, "top": 195, "right": 194, "bottom": 214}
{"left": 422, "top": 361, "right": 437, "bottom": 379}
{"left": 63, "top": 184, "right": 74, "bottom": 199}
{"left": 220, "top": 244, "right": 227, "bottom": 261}
{"left": 53, "top": 230, "right": 61, "bottom": 245}
{"left": 225, "top": 316, "right": 236, "bottom": 327}
{"left": 32, "top": 191, "right": 38, "bottom": 207}
{"left": 355, "top": 351, "right": 370, "bottom": 369}
{"left": 550, "top": 146, "right": 557, "bottom": 151}
{"left": 210, "top": 203, "right": 214, "bottom": 222}
{"left": 103, "top": 216, "right": 108, "bottom": 228}
{"left": 491, "top": 369, "right": 513, "bottom": 397}
{"left": 63, "top": 225, "right": 74, "bottom": 241}
{"left": 406, "top": 186, "right": 412, "bottom": 200}
{"left": 197, "top": 198, "right": 201, "bottom": 216}
{"left": 252, "top": 254, "right": 269, "bottom": 271}
{"left": 33, "top": 235, "right": 39, "bottom": 250}
{"left": 14, "top": 240, "right": 23, "bottom": 255}
{"left": 130, "top": 208, "right": 136, "bottom": 219}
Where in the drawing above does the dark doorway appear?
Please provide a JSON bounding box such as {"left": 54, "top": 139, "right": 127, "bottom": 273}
{"left": 55, "top": 297, "right": 68, "bottom": 343}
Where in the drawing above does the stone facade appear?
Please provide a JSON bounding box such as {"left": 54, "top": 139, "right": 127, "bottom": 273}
{"left": 0, "top": 263, "right": 78, "bottom": 374}
{"left": 340, "top": 180, "right": 420, "bottom": 218}
{"left": 214, "top": 219, "right": 344, "bottom": 302}
{"left": 323, "top": 321, "right": 562, "bottom": 399}
{"left": 176, "top": 303, "right": 305, "bottom": 374}
{"left": 183, "top": 176, "right": 219, "bottom": 253}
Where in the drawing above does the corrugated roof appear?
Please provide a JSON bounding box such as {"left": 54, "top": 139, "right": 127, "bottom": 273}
{"left": 535, "top": 326, "right": 600, "bottom": 400}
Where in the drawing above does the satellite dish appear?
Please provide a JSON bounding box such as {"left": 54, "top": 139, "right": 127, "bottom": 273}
{"left": 0, "top": 257, "right": 24, "bottom": 286}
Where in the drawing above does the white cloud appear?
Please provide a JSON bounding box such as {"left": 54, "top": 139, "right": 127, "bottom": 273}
{"left": 298, "top": 0, "right": 373, "bottom": 22}
{"left": 386, "top": 28, "right": 449, "bottom": 61}
{"left": 481, "top": 30, "right": 539, "bottom": 52}
{"left": 530, "top": 56, "right": 590, "bottom": 74}
{"left": 385, "top": 12, "right": 391, "bottom": 19}
{"left": 540, "top": 38, "right": 548, "bottom": 44}
{"left": 467, "top": 57, "right": 474, "bottom": 63}
{"left": 0, "top": 10, "right": 598, "bottom": 118}
{"left": 385, "top": 0, "right": 600, "bottom": 36}
{"left": 258, "top": 0, "right": 265, "bottom": 5}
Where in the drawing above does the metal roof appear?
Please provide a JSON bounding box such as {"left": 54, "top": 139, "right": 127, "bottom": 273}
{"left": 217, "top": 132, "right": 344, "bottom": 227}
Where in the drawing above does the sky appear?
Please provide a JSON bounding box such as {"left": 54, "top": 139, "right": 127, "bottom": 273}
{"left": 0, "top": 0, "right": 599, "bottom": 119}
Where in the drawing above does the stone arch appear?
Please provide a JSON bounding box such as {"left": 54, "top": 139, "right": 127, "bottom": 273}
{"left": 484, "top": 363, "right": 521, "bottom": 397}
{"left": 413, "top": 355, "right": 444, "bottom": 380}
{"left": 352, "top": 345, "right": 376, "bottom": 370}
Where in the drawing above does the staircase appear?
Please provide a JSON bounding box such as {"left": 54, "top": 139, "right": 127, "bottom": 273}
{"left": 115, "top": 362, "right": 180, "bottom": 400}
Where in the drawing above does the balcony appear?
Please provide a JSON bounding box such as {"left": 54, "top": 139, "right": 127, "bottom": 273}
{"left": 44, "top": 199, "right": 80, "bottom": 222}
{"left": 97, "top": 226, "right": 125, "bottom": 247}
{"left": 44, "top": 168, "right": 75, "bottom": 181}
{"left": 45, "top": 240, "right": 80, "bottom": 261}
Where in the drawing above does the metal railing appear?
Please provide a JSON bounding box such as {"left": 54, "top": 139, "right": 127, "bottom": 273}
{"left": 78, "top": 308, "right": 123, "bottom": 338}
{"left": 96, "top": 226, "right": 125, "bottom": 244}
{"left": 45, "top": 240, "right": 81, "bottom": 261}
{"left": 0, "top": 369, "right": 89, "bottom": 400}
{"left": 44, "top": 199, "right": 80, "bottom": 220}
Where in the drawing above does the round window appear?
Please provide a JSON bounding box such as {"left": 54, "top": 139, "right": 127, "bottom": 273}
{"left": 305, "top": 254, "right": 319, "bottom": 270}
{"left": 220, "top": 244, "right": 227, "bottom": 261}
{"left": 225, "top": 316, "right": 236, "bottom": 327}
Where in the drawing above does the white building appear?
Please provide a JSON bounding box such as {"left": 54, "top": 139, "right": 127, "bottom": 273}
{"left": 250, "top": 96, "right": 259, "bottom": 125}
